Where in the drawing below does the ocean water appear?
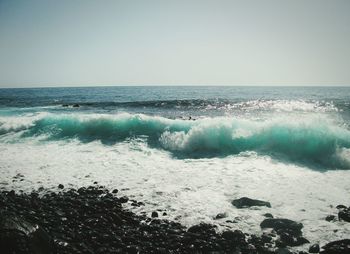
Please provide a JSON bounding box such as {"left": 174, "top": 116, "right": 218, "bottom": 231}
{"left": 1, "top": 86, "right": 350, "bottom": 249}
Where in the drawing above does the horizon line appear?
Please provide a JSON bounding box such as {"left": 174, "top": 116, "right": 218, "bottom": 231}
{"left": 1, "top": 84, "right": 350, "bottom": 89}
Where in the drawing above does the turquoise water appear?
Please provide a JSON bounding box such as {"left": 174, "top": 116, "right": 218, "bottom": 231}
{"left": 1, "top": 86, "right": 350, "bottom": 248}
{"left": 1, "top": 86, "right": 350, "bottom": 170}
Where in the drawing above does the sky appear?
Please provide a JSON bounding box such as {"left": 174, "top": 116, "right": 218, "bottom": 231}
{"left": 0, "top": 0, "right": 350, "bottom": 87}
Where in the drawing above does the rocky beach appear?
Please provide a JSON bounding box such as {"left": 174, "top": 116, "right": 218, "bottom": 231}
{"left": 1, "top": 181, "right": 349, "bottom": 254}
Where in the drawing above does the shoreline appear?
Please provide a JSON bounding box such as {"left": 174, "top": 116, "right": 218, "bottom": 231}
{"left": 1, "top": 184, "right": 349, "bottom": 254}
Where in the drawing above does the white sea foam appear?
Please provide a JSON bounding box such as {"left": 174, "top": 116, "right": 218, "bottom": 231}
{"left": 0, "top": 140, "right": 349, "bottom": 251}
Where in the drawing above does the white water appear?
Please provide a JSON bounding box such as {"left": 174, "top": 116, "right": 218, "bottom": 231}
{"left": 1, "top": 139, "right": 350, "bottom": 250}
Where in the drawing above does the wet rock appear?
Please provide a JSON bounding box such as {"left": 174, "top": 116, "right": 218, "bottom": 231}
{"left": 215, "top": 213, "right": 227, "bottom": 219}
{"left": 336, "top": 205, "right": 347, "bottom": 209}
{"left": 0, "top": 215, "right": 53, "bottom": 254}
{"left": 260, "top": 218, "right": 303, "bottom": 236}
{"left": 112, "top": 189, "right": 118, "bottom": 194}
{"left": 261, "top": 232, "right": 273, "bottom": 244}
{"left": 221, "top": 230, "right": 246, "bottom": 243}
{"left": 119, "top": 196, "right": 129, "bottom": 203}
{"left": 72, "top": 104, "right": 80, "bottom": 108}
{"left": 309, "top": 243, "right": 320, "bottom": 253}
{"left": 58, "top": 184, "right": 64, "bottom": 189}
{"left": 0, "top": 186, "right": 289, "bottom": 253}
{"left": 277, "top": 248, "right": 293, "bottom": 254}
{"left": 187, "top": 223, "right": 216, "bottom": 235}
{"left": 279, "top": 232, "right": 309, "bottom": 246}
{"left": 338, "top": 207, "right": 350, "bottom": 222}
{"left": 320, "top": 239, "right": 350, "bottom": 254}
{"left": 151, "top": 211, "right": 158, "bottom": 218}
{"left": 232, "top": 197, "right": 271, "bottom": 208}
{"left": 264, "top": 213, "right": 274, "bottom": 218}
{"left": 325, "top": 215, "right": 335, "bottom": 222}
{"left": 62, "top": 104, "right": 69, "bottom": 107}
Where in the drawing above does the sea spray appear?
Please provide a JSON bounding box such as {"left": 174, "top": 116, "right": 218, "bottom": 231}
{"left": 1, "top": 113, "right": 349, "bottom": 169}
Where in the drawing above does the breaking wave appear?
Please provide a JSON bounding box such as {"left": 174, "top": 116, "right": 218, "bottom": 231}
{"left": 1, "top": 113, "right": 350, "bottom": 169}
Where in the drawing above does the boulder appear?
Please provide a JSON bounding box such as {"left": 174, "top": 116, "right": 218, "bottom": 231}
{"left": 309, "top": 243, "right": 320, "bottom": 253}
{"left": 260, "top": 218, "right": 303, "bottom": 237}
{"left": 215, "top": 213, "right": 227, "bottom": 219}
{"left": 187, "top": 223, "right": 216, "bottom": 235}
{"left": 338, "top": 208, "right": 350, "bottom": 222}
{"left": 336, "top": 205, "right": 347, "bottom": 210}
{"left": 221, "top": 230, "right": 246, "bottom": 244}
{"left": 0, "top": 215, "right": 53, "bottom": 254}
{"left": 232, "top": 197, "right": 271, "bottom": 208}
{"left": 279, "top": 232, "right": 309, "bottom": 246}
{"left": 325, "top": 215, "right": 336, "bottom": 222}
{"left": 321, "top": 239, "right": 350, "bottom": 254}
{"left": 263, "top": 213, "right": 274, "bottom": 218}
{"left": 119, "top": 196, "right": 129, "bottom": 203}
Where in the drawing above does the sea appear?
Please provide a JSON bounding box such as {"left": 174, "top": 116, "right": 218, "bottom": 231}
{"left": 0, "top": 86, "right": 350, "bottom": 249}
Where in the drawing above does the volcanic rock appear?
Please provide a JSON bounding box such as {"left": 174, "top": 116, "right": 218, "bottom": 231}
{"left": 309, "top": 243, "right": 320, "bottom": 253}
{"left": 0, "top": 214, "right": 53, "bottom": 254}
{"left": 232, "top": 197, "right": 271, "bottom": 208}
{"left": 320, "top": 239, "right": 350, "bottom": 254}
{"left": 338, "top": 207, "right": 350, "bottom": 222}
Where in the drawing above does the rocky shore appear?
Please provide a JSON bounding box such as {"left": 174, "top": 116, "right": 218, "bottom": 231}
{"left": 0, "top": 185, "right": 349, "bottom": 254}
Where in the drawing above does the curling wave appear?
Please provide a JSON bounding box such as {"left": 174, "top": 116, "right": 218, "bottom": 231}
{"left": 1, "top": 113, "right": 350, "bottom": 169}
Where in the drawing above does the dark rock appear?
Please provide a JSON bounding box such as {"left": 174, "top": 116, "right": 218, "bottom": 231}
{"left": 112, "top": 189, "right": 118, "bottom": 194}
{"left": 232, "top": 197, "right": 271, "bottom": 208}
{"left": 309, "top": 243, "right": 320, "bottom": 253}
{"left": 261, "top": 233, "right": 272, "bottom": 243}
{"left": 325, "top": 215, "right": 335, "bottom": 222}
{"left": 264, "top": 213, "right": 274, "bottom": 218}
{"left": 336, "top": 205, "right": 347, "bottom": 209}
{"left": 8, "top": 190, "right": 15, "bottom": 197}
{"left": 215, "top": 213, "right": 227, "bottom": 219}
{"left": 0, "top": 187, "right": 282, "bottom": 253}
{"left": 187, "top": 223, "right": 216, "bottom": 235}
{"left": 277, "top": 248, "right": 293, "bottom": 254}
{"left": 72, "top": 104, "right": 80, "bottom": 108}
{"left": 279, "top": 232, "right": 309, "bottom": 246}
{"left": 119, "top": 196, "right": 129, "bottom": 203}
{"left": 338, "top": 208, "right": 350, "bottom": 222}
{"left": 62, "top": 104, "right": 69, "bottom": 107}
{"left": 320, "top": 239, "right": 350, "bottom": 254}
{"left": 58, "top": 184, "right": 64, "bottom": 189}
{"left": 221, "top": 230, "right": 245, "bottom": 243}
{"left": 261, "top": 218, "right": 303, "bottom": 234}
{"left": 151, "top": 211, "right": 158, "bottom": 218}
{"left": 162, "top": 212, "right": 167, "bottom": 216}
{"left": 0, "top": 215, "right": 53, "bottom": 254}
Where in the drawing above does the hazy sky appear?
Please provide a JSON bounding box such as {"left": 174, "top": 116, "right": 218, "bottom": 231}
{"left": 0, "top": 0, "right": 350, "bottom": 87}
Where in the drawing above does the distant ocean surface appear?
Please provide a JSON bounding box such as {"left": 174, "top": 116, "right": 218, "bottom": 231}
{"left": 1, "top": 86, "right": 350, "bottom": 248}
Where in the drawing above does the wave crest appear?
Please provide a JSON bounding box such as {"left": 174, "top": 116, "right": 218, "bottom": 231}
{"left": 1, "top": 113, "right": 350, "bottom": 169}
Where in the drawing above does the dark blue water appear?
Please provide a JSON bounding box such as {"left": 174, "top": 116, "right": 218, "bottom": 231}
{"left": 0, "top": 86, "right": 349, "bottom": 118}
